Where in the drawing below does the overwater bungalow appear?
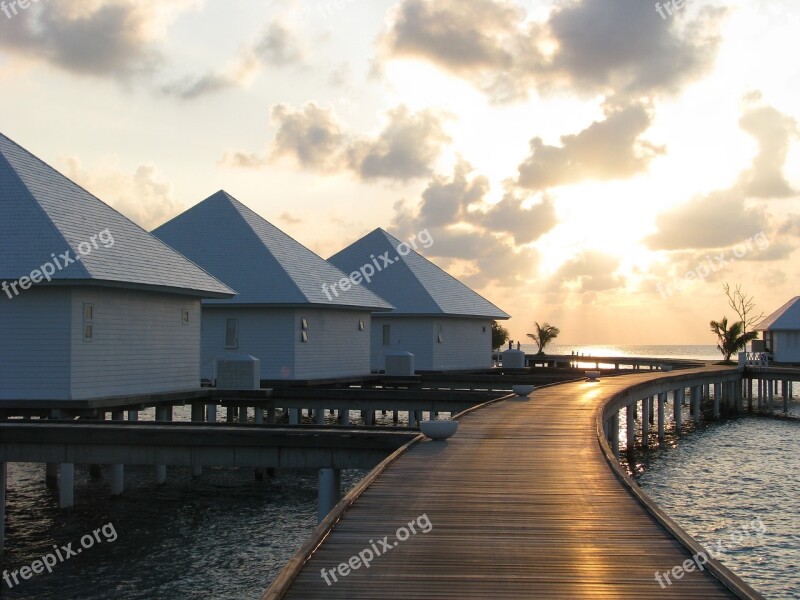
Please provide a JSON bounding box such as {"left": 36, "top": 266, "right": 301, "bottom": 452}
{"left": 328, "top": 228, "right": 510, "bottom": 373}
{"left": 754, "top": 296, "right": 800, "bottom": 364}
{"left": 0, "top": 134, "right": 235, "bottom": 402}
{"left": 153, "top": 191, "right": 394, "bottom": 382}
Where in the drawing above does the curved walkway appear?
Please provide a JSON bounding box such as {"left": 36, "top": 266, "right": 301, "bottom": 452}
{"left": 267, "top": 369, "right": 762, "bottom": 599}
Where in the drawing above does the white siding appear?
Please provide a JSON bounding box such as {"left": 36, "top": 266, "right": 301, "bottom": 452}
{"left": 371, "top": 316, "right": 492, "bottom": 372}
{"left": 293, "top": 308, "right": 372, "bottom": 379}
{"left": 201, "top": 307, "right": 372, "bottom": 380}
{"left": 201, "top": 307, "right": 294, "bottom": 381}
{"left": 70, "top": 287, "right": 202, "bottom": 399}
{"left": 431, "top": 318, "right": 492, "bottom": 370}
{"left": 773, "top": 331, "right": 800, "bottom": 363}
{"left": 0, "top": 287, "right": 71, "bottom": 400}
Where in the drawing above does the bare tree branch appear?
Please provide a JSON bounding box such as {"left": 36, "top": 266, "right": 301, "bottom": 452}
{"left": 723, "top": 283, "right": 765, "bottom": 333}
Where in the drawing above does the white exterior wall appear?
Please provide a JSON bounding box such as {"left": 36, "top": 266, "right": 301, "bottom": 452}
{"left": 202, "top": 307, "right": 372, "bottom": 381}
{"left": 0, "top": 286, "right": 202, "bottom": 401}
{"left": 293, "top": 308, "right": 372, "bottom": 379}
{"left": 431, "top": 318, "right": 493, "bottom": 371}
{"left": 371, "top": 317, "right": 492, "bottom": 372}
{"left": 772, "top": 331, "right": 800, "bottom": 363}
{"left": 70, "top": 287, "right": 202, "bottom": 400}
{"left": 0, "top": 287, "right": 72, "bottom": 400}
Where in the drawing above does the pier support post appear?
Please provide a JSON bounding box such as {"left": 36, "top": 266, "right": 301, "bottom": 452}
{"left": 692, "top": 386, "right": 701, "bottom": 424}
{"left": 191, "top": 404, "right": 204, "bottom": 478}
{"left": 641, "top": 397, "right": 650, "bottom": 449}
{"left": 365, "top": 410, "right": 375, "bottom": 427}
{"left": 59, "top": 463, "right": 74, "bottom": 509}
{"left": 713, "top": 383, "right": 720, "bottom": 418}
{"left": 393, "top": 410, "right": 399, "bottom": 424}
{"left": 747, "top": 379, "right": 753, "bottom": 412}
{"left": 657, "top": 393, "right": 666, "bottom": 442}
{"left": 674, "top": 389, "right": 684, "bottom": 435}
{"left": 626, "top": 404, "right": 636, "bottom": 452}
{"left": 409, "top": 410, "right": 417, "bottom": 428}
{"left": 649, "top": 397, "right": 654, "bottom": 425}
{"left": 111, "top": 411, "right": 124, "bottom": 495}
{"left": 315, "top": 408, "right": 326, "bottom": 426}
{"left": 610, "top": 413, "right": 620, "bottom": 459}
{"left": 46, "top": 463, "right": 58, "bottom": 489}
{"left": 289, "top": 409, "right": 300, "bottom": 425}
{"left": 768, "top": 381, "right": 774, "bottom": 413}
{"left": 1, "top": 462, "right": 6, "bottom": 554}
{"left": 155, "top": 407, "right": 168, "bottom": 484}
{"left": 317, "top": 467, "right": 341, "bottom": 524}
{"left": 266, "top": 407, "right": 275, "bottom": 424}
{"left": 239, "top": 407, "right": 248, "bottom": 423}
{"left": 340, "top": 408, "right": 350, "bottom": 426}
{"left": 206, "top": 404, "right": 217, "bottom": 422}
{"left": 783, "top": 381, "right": 790, "bottom": 414}
{"left": 255, "top": 408, "right": 264, "bottom": 425}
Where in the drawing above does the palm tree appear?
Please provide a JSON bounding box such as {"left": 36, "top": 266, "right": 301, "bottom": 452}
{"left": 527, "top": 322, "right": 560, "bottom": 355}
{"left": 710, "top": 317, "right": 758, "bottom": 362}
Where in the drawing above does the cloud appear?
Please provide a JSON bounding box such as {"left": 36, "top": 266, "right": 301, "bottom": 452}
{"left": 0, "top": 0, "right": 197, "bottom": 80}
{"left": 517, "top": 104, "right": 664, "bottom": 190}
{"left": 647, "top": 101, "right": 797, "bottom": 251}
{"left": 348, "top": 106, "right": 451, "bottom": 181}
{"left": 253, "top": 21, "right": 304, "bottom": 67}
{"left": 160, "top": 19, "right": 303, "bottom": 100}
{"left": 736, "top": 105, "right": 798, "bottom": 198}
{"left": 380, "top": 0, "right": 726, "bottom": 103}
{"left": 548, "top": 251, "right": 623, "bottom": 293}
{"left": 389, "top": 161, "right": 554, "bottom": 286}
{"left": 779, "top": 215, "right": 800, "bottom": 237}
{"left": 270, "top": 102, "right": 349, "bottom": 172}
{"left": 230, "top": 103, "right": 451, "bottom": 182}
{"left": 61, "top": 156, "right": 185, "bottom": 230}
{"left": 646, "top": 188, "right": 769, "bottom": 250}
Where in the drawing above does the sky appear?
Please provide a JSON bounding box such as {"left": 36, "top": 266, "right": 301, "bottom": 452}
{"left": 1, "top": 0, "right": 798, "bottom": 345}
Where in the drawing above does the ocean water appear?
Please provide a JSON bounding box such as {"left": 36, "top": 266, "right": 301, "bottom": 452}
{"left": 2, "top": 345, "right": 797, "bottom": 598}
{"left": 636, "top": 418, "right": 800, "bottom": 599}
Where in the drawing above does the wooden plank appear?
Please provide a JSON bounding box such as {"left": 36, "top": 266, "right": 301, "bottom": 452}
{"left": 273, "top": 369, "right": 765, "bottom": 599}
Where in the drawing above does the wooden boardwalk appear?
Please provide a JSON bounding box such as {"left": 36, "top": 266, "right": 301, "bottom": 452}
{"left": 268, "top": 370, "right": 760, "bottom": 599}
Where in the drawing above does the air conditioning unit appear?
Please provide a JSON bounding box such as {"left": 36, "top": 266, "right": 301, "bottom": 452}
{"left": 215, "top": 355, "right": 261, "bottom": 390}
{"left": 385, "top": 351, "right": 415, "bottom": 376}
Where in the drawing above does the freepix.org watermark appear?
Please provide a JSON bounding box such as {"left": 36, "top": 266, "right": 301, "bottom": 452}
{"left": 655, "top": 0, "right": 690, "bottom": 20}
{"left": 322, "top": 229, "right": 433, "bottom": 301}
{"left": 320, "top": 513, "right": 433, "bottom": 586}
{"left": 1, "top": 0, "right": 49, "bottom": 20}
{"left": 3, "top": 522, "right": 118, "bottom": 590}
{"left": 657, "top": 231, "right": 769, "bottom": 299}
{"left": 654, "top": 516, "right": 766, "bottom": 589}
{"left": 2, "top": 228, "right": 115, "bottom": 300}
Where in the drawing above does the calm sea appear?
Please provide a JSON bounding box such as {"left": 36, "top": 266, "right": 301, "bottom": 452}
{"left": 2, "top": 345, "right": 796, "bottom": 599}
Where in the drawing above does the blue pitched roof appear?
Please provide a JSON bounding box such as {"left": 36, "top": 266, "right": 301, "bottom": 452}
{"left": 0, "top": 133, "right": 234, "bottom": 298}
{"left": 152, "top": 191, "right": 394, "bottom": 310}
{"left": 328, "top": 228, "right": 510, "bottom": 319}
{"left": 755, "top": 297, "right": 800, "bottom": 331}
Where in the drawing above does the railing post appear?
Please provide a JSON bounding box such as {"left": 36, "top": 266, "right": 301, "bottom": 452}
{"left": 610, "top": 412, "right": 620, "bottom": 459}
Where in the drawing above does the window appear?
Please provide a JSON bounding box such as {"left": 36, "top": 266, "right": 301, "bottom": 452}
{"left": 382, "top": 324, "right": 391, "bottom": 346}
{"left": 301, "top": 318, "right": 309, "bottom": 330}
{"left": 482, "top": 326, "right": 487, "bottom": 333}
{"left": 437, "top": 324, "right": 444, "bottom": 343}
{"left": 182, "top": 309, "right": 190, "bottom": 325}
{"left": 301, "top": 331, "right": 309, "bottom": 343}
{"left": 83, "top": 303, "right": 94, "bottom": 341}
{"left": 359, "top": 319, "right": 365, "bottom": 331}
{"left": 225, "top": 318, "right": 238, "bottom": 349}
